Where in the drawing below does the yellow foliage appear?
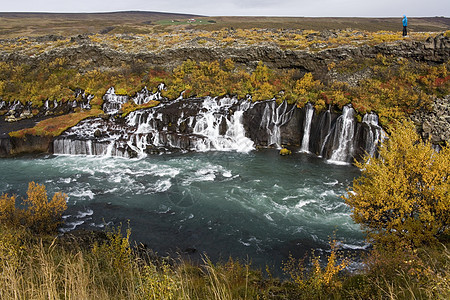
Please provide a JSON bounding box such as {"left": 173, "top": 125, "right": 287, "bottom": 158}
{"left": 344, "top": 121, "right": 450, "bottom": 248}
{"left": 140, "top": 262, "right": 178, "bottom": 300}
{"left": 0, "top": 182, "right": 67, "bottom": 233}
{"left": 223, "top": 58, "right": 235, "bottom": 71}
{"left": 279, "top": 148, "right": 292, "bottom": 155}
{"left": 283, "top": 239, "right": 349, "bottom": 296}
{"left": 23, "top": 182, "right": 67, "bottom": 233}
{"left": 92, "top": 224, "right": 132, "bottom": 271}
{"left": 0, "top": 194, "right": 18, "bottom": 227}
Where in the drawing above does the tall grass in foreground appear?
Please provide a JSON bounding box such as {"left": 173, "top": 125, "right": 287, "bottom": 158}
{"left": 0, "top": 225, "right": 266, "bottom": 300}
{"left": 1, "top": 225, "right": 449, "bottom": 299}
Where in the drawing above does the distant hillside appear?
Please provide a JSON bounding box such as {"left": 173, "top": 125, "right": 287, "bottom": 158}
{"left": 198, "top": 16, "right": 450, "bottom": 32}
{"left": 0, "top": 11, "right": 204, "bottom": 37}
{"left": 0, "top": 11, "right": 448, "bottom": 38}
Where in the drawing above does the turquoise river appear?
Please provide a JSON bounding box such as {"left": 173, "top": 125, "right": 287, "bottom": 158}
{"left": 0, "top": 150, "right": 365, "bottom": 271}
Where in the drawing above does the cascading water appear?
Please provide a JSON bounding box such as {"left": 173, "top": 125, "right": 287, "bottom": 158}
{"left": 56, "top": 95, "right": 256, "bottom": 158}
{"left": 300, "top": 103, "right": 314, "bottom": 153}
{"left": 260, "top": 100, "right": 295, "bottom": 148}
{"left": 361, "top": 113, "right": 385, "bottom": 157}
{"left": 133, "top": 84, "right": 164, "bottom": 105}
{"left": 53, "top": 117, "right": 130, "bottom": 157}
{"left": 192, "top": 97, "right": 254, "bottom": 152}
{"left": 328, "top": 105, "right": 356, "bottom": 164}
{"left": 102, "top": 87, "right": 129, "bottom": 115}
{"left": 317, "top": 108, "right": 332, "bottom": 157}
{"left": 51, "top": 87, "right": 384, "bottom": 164}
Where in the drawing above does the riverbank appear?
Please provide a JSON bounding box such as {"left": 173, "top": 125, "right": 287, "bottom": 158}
{"left": 1, "top": 222, "right": 448, "bottom": 299}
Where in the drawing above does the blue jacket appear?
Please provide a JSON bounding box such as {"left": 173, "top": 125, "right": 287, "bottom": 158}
{"left": 402, "top": 16, "right": 408, "bottom": 26}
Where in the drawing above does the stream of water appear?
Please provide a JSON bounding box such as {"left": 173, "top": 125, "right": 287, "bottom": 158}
{"left": 0, "top": 150, "right": 364, "bottom": 271}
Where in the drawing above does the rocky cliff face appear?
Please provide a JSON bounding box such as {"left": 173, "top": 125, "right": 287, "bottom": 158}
{"left": 411, "top": 95, "right": 450, "bottom": 146}
{"left": 48, "top": 90, "right": 385, "bottom": 164}
{"left": 0, "top": 33, "right": 448, "bottom": 158}
{"left": 1, "top": 33, "right": 449, "bottom": 78}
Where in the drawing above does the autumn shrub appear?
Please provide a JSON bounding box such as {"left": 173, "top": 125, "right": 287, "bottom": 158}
{"left": 0, "top": 193, "right": 18, "bottom": 227}
{"left": 344, "top": 120, "right": 450, "bottom": 248}
{"left": 92, "top": 223, "right": 132, "bottom": 271}
{"left": 0, "top": 182, "right": 67, "bottom": 233}
{"left": 283, "top": 239, "right": 349, "bottom": 298}
{"left": 138, "top": 261, "right": 178, "bottom": 300}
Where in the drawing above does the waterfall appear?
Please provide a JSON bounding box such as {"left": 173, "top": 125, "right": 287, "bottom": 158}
{"left": 102, "top": 87, "right": 129, "bottom": 115}
{"left": 133, "top": 85, "right": 163, "bottom": 105}
{"left": 192, "top": 97, "right": 254, "bottom": 152}
{"left": 122, "top": 96, "right": 255, "bottom": 156}
{"left": 260, "top": 100, "right": 295, "bottom": 148}
{"left": 53, "top": 138, "right": 129, "bottom": 157}
{"left": 362, "top": 113, "right": 385, "bottom": 157}
{"left": 300, "top": 103, "right": 314, "bottom": 153}
{"left": 318, "top": 108, "right": 332, "bottom": 157}
{"left": 328, "top": 105, "right": 356, "bottom": 164}
{"left": 80, "top": 95, "right": 92, "bottom": 110}
{"left": 127, "top": 109, "right": 163, "bottom": 157}
{"left": 102, "top": 86, "right": 164, "bottom": 115}
{"left": 53, "top": 117, "right": 130, "bottom": 157}
{"left": 51, "top": 90, "right": 384, "bottom": 162}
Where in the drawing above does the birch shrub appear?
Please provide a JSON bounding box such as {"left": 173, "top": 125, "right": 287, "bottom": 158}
{"left": 344, "top": 121, "right": 450, "bottom": 248}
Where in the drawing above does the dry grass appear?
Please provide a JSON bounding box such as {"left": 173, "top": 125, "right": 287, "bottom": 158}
{"left": 8, "top": 108, "right": 103, "bottom": 138}
{"left": 197, "top": 16, "right": 450, "bottom": 32}
{"left": 1, "top": 221, "right": 449, "bottom": 300}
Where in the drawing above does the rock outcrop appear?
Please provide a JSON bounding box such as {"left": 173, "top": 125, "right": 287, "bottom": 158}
{"left": 0, "top": 33, "right": 448, "bottom": 158}
{"left": 1, "top": 33, "right": 449, "bottom": 77}
{"left": 411, "top": 95, "right": 450, "bottom": 146}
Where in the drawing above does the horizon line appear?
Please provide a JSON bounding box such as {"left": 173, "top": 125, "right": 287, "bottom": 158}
{"left": 0, "top": 10, "right": 448, "bottom": 18}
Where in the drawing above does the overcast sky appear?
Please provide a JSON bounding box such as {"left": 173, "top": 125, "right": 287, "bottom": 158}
{"left": 1, "top": 0, "right": 449, "bottom": 17}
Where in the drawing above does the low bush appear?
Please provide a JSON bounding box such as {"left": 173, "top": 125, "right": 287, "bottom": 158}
{"left": 0, "top": 182, "right": 67, "bottom": 233}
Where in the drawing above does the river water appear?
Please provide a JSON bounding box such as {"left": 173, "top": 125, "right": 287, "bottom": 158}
{"left": 0, "top": 150, "right": 364, "bottom": 270}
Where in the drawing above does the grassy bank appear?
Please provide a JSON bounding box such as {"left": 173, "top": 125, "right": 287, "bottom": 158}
{"left": 1, "top": 224, "right": 448, "bottom": 299}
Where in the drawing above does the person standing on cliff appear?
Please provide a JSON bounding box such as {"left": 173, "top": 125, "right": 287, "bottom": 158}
{"left": 402, "top": 15, "right": 408, "bottom": 37}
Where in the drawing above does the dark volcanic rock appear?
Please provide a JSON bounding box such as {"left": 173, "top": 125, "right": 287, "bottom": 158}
{"left": 411, "top": 95, "right": 450, "bottom": 145}
{"left": 2, "top": 33, "right": 448, "bottom": 76}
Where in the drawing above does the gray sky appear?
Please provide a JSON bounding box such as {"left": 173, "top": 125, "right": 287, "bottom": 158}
{"left": 1, "top": 0, "right": 449, "bottom": 17}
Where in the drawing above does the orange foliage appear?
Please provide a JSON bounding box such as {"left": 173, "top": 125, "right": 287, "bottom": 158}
{"left": 9, "top": 108, "right": 103, "bottom": 138}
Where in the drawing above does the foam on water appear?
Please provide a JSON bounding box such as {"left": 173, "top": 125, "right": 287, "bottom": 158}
{"left": 70, "top": 189, "right": 95, "bottom": 200}
{"left": 76, "top": 209, "right": 94, "bottom": 218}
{"left": 0, "top": 151, "right": 363, "bottom": 273}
